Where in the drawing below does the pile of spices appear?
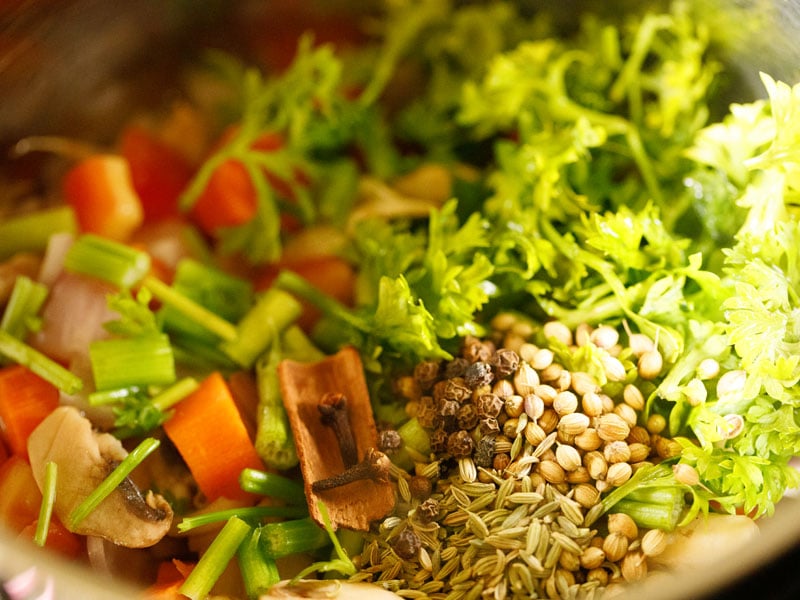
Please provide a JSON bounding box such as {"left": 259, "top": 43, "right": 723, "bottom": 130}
{"left": 350, "top": 315, "right": 701, "bottom": 599}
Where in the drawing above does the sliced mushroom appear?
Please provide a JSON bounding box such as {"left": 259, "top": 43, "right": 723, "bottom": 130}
{"left": 263, "top": 580, "right": 402, "bottom": 599}
{"left": 27, "top": 405, "right": 173, "bottom": 548}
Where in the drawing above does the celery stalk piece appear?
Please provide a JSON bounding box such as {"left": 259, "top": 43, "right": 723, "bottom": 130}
{"left": 180, "top": 516, "right": 252, "bottom": 600}
{"left": 220, "top": 288, "right": 302, "bottom": 369}
{"left": 64, "top": 234, "right": 150, "bottom": 289}
{"left": 614, "top": 497, "right": 684, "bottom": 532}
{"left": 0, "top": 276, "right": 48, "bottom": 339}
{"left": 238, "top": 528, "right": 280, "bottom": 600}
{"left": 89, "top": 334, "right": 175, "bottom": 391}
{"left": 254, "top": 338, "right": 298, "bottom": 470}
{"left": 160, "top": 258, "right": 253, "bottom": 344}
{"left": 0, "top": 330, "right": 83, "bottom": 394}
{"left": 34, "top": 461, "right": 58, "bottom": 547}
{"left": 143, "top": 276, "right": 238, "bottom": 342}
{"left": 0, "top": 206, "right": 77, "bottom": 260}
{"left": 68, "top": 437, "right": 160, "bottom": 529}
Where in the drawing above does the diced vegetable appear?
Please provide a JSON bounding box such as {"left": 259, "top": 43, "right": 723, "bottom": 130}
{"left": 0, "top": 206, "right": 78, "bottom": 261}
{"left": 0, "top": 365, "right": 61, "bottom": 457}
{"left": 0, "top": 456, "right": 42, "bottom": 533}
{"left": 189, "top": 159, "right": 259, "bottom": 234}
{"left": 89, "top": 333, "right": 175, "bottom": 391}
{"left": 0, "top": 275, "right": 48, "bottom": 340}
{"left": 64, "top": 234, "right": 151, "bottom": 289}
{"left": 163, "top": 372, "right": 264, "bottom": 502}
{"left": 120, "top": 124, "right": 195, "bottom": 223}
{"left": 63, "top": 154, "right": 144, "bottom": 241}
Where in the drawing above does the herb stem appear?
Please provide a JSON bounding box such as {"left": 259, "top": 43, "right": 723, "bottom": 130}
{"left": 34, "top": 461, "right": 58, "bottom": 547}
{"left": 177, "top": 505, "right": 309, "bottom": 533}
{"left": 239, "top": 468, "right": 306, "bottom": 504}
{"left": 0, "top": 330, "right": 83, "bottom": 394}
{"left": 68, "top": 437, "right": 160, "bottom": 529}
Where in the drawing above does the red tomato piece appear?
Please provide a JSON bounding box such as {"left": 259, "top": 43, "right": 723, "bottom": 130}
{"left": 120, "top": 125, "right": 194, "bottom": 223}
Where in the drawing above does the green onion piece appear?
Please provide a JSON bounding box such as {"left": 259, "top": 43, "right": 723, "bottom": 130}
{"left": 143, "top": 276, "right": 238, "bottom": 342}
{"left": 239, "top": 468, "right": 305, "bottom": 504}
{"left": 171, "top": 337, "right": 240, "bottom": 372}
{"left": 180, "top": 516, "right": 252, "bottom": 600}
{"left": 88, "top": 386, "right": 145, "bottom": 406}
{"left": 68, "top": 437, "right": 160, "bottom": 529}
{"left": 0, "top": 206, "right": 77, "bottom": 260}
{"left": 34, "top": 461, "right": 58, "bottom": 547}
{"left": 613, "top": 497, "right": 684, "bottom": 532}
{"left": 624, "top": 485, "right": 686, "bottom": 506}
{"left": 0, "top": 276, "right": 48, "bottom": 339}
{"left": 257, "top": 517, "right": 331, "bottom": 559}
{"left": 220, "top": 288, "right": 302, "bottom": 369}
{"left": 151, "top": 376, "right": 199, "bottom": 412}
{"left": 178, "top": 505, "right": 309, "bottom": 533}
{"left": 64, "top": 234, "right": 150, "bottom": 289}
{"left": 238, "top": 528, "right": 280, "bottom": 600}
{"left": 0, "top": 330, "right": 83, "bottom": 394}
{"left": 89, "top": 334, "right": 175, "bottom": 391}
{"left": 160, "top": 259, "right": 253, "bottom": 344}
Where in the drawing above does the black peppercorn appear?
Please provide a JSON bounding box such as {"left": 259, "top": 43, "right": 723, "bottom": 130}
{"left": 492, "top": 348, "right": 520, "bottom": 378}
{"left": 456, "top": 403, "right": 479, "bottom": 430}
{"left": 464, "top": 360, "right": 494, "bottom": 389}
{"left": 429, "top": 428, "right": 449, "bottom": 454}
{"left": 378, "top": 429, "right": 402, "bottom": 455}
{"left": 414, "top": 360, "right": 441, "bottom": 391}
{"left": 474, "top": 435, "right": 496, "bottom": 468}
{"left": 444, "top": 357, "right": 469, "bottom": 378}
{"left": 416, "top": 498, "right": 440, "bottom": 523}
{"left": 392, "top": 528, "right": 421, "bottom": 559}
{"left": 475, "top": 393, "right": 504, "bottom": 419}
{"left": 447, "top": 429, "right": 474, "bottom": 458}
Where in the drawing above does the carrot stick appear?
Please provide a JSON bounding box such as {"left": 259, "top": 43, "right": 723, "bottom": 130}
{"left": 63, "top": 154, "right": 144, "bottom": 241}
{"left": 163, "top": 372, "right": 264, "bottom": 502}
{"left": 0, "top": 456, "right": 42, "bottom": 533}
{"left": 0, "top": 365, "right": 60, "bottom": 458}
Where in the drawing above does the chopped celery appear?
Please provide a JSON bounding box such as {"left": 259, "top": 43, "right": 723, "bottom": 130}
{"left": 68, "top": 437, "right": 160, "bottom": 529}
{"left": 0, "top": 275, "right": 48, "bottom": 339}
{"left": 0, "top": 205, "right": 77, "bottom": 260}
{"left": 34, "top": 461, "right": 58, "bottom": 547}
{"left": 142, "top": 276, "right": 238, "bottom": 342}
{"left": 177, "top": 505, "right": 309, "bottom": 532}
{"left": 89, "top": 334, "right": 175, "bottom": 391}
{"left": 254, "top": 334, "right": 298, "bottom": 470}
{"left": 239, "top": 468, "right": 306, "bottom": 504}
{"left": 238, "top": 528, "right": 280, "bottom": 600}
{"left": 220, "top": 288, "right": 302, "bottom": 368}
{"left": 180, "top": 516, "right": 252, "bottom": 600}
{"left": 280, "top": 325, "right": 325, "bottom": 362}
{"left": 257, "top": 517, "right": 331, "bottom": 559}
{"left": 0, "top": 330, "right": 83, "bottom": 394}
{"left": 290, "top": 502, "right": 356, "bottom": 581}
{"left": 64, "top": 234, "right": 150, "bottom": 288}
{"left": 160, "top": 259, "right": 253, "bottom": 344}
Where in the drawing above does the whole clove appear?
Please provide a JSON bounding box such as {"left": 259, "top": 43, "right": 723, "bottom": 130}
{"left": 311, "top": 448, "right": 391, "bottom": 492}
{"left": 318, "top": 392, "right": 359, "bottom": 468}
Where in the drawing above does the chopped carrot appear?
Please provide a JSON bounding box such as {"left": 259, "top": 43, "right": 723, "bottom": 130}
{"left": 0, "top": 364, "right": 60, "bottom": 458}
{"left": 227, "top": 370, "right": 259, "bottom": 441}
{"left": 163, "top": 372, "right": 264, "bottom": 502}
{"left": 19, "top": 516, "right": 84, "bottom": 559}
{"left": 0, "top": 439, "right": 8, "bottom": 467}
{"left": 143, "top": 560, "right": 195, "bottom": 600}
{"left": 0, "top": 456, "right": 42, "bottom": 533}
{"left": 63, "top": 154, "right": 144, "bottom": 241}
{"left": 120, "top": 124, "right": 194, "bottom": 223}
{"left": 190, "top": 159, "right": 258, "bottom": 234}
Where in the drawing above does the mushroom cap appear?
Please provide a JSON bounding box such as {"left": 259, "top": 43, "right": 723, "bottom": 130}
{"left": 27, "top": 406, "right": 173, "bottom": 548}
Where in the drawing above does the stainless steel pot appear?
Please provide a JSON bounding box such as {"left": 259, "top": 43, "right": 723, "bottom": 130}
{"left": 2, "top": 1, "right": 800, "bottom": 598}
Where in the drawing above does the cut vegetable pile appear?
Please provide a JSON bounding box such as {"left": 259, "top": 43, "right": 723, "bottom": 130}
{"left": 1, "top": 0, "right": 799, "bottom": 598}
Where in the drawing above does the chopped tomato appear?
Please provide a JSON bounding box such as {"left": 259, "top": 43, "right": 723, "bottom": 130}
{"left": 120, "top": 125, "right": 194, "bottom": 223}
{"left": 19, "top": 517, "right": 84, "bottom": 559}
{"left": 63, "top": 154, "right": 144, "bottom": 241}
{"left": 0, "top": 456, "right": 42, "bottom": 533}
